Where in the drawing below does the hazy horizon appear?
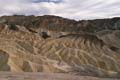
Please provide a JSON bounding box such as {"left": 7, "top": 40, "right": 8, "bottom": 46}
{"left": 0, "top": 0, "right": 120, "bottom": 20}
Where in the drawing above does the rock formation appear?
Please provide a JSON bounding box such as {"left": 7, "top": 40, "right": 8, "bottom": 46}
{"left": 0, "top": 15, "right": 120, "bottom": 78}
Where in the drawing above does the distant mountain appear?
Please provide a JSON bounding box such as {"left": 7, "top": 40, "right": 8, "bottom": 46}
{"left": 0, "top": 15, "right": 120, "bottom": 33}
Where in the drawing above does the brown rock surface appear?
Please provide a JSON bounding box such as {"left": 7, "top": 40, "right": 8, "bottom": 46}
{"left": 0, "top": 15, "right": 120, "bottom": 79}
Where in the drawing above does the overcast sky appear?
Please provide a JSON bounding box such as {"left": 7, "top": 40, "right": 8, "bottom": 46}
{"left": 0, "top": 0, "right": 120, "bottom": 20}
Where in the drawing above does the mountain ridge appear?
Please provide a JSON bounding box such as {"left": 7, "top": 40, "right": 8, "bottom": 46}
{"left": 0, "top": 15, "right": 120, "bottom": 39}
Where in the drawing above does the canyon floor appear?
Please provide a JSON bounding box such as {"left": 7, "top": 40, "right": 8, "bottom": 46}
{"left": 0, "top": 72, "right": 119, "bottom": 80}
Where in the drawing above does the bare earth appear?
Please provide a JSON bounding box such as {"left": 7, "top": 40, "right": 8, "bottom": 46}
{"left": 0, "top": 72, "right": 119, "bottom": 80}
{"left": 0, "top": 16, "right": 120, "bottom": 80}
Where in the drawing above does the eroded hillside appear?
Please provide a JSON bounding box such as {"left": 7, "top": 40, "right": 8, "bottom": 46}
{"left": 0, "top": 15, "right": 120, "bottom": 78}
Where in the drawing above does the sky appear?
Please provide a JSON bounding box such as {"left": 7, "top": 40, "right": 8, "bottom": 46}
{"left": 0, "top": 0, "right": 120, "bottom": 20}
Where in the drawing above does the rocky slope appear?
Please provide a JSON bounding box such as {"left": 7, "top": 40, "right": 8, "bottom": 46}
{"left": 0, "top": 15, "right": 120, "bottom": 79}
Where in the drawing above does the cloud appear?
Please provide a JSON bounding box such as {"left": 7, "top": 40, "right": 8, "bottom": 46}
{"left": 32, "top": 0, "right": 62, "bottom": 3}
{"left": 0, "top": 0, "right": 120, "bottom": 20}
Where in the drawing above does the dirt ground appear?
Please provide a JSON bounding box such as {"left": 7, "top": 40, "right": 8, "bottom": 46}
{"left": 0, "top": 72, "right": 119, "bottom": 80}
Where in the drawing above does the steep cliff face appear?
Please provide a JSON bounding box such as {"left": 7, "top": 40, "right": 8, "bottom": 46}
{"left": 0, "top": 15, "right": 120, "bottom": 78}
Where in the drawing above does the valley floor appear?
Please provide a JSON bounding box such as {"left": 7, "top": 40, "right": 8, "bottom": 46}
{"left": 0, "top": 72, "right": 119, "bottom": 80}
